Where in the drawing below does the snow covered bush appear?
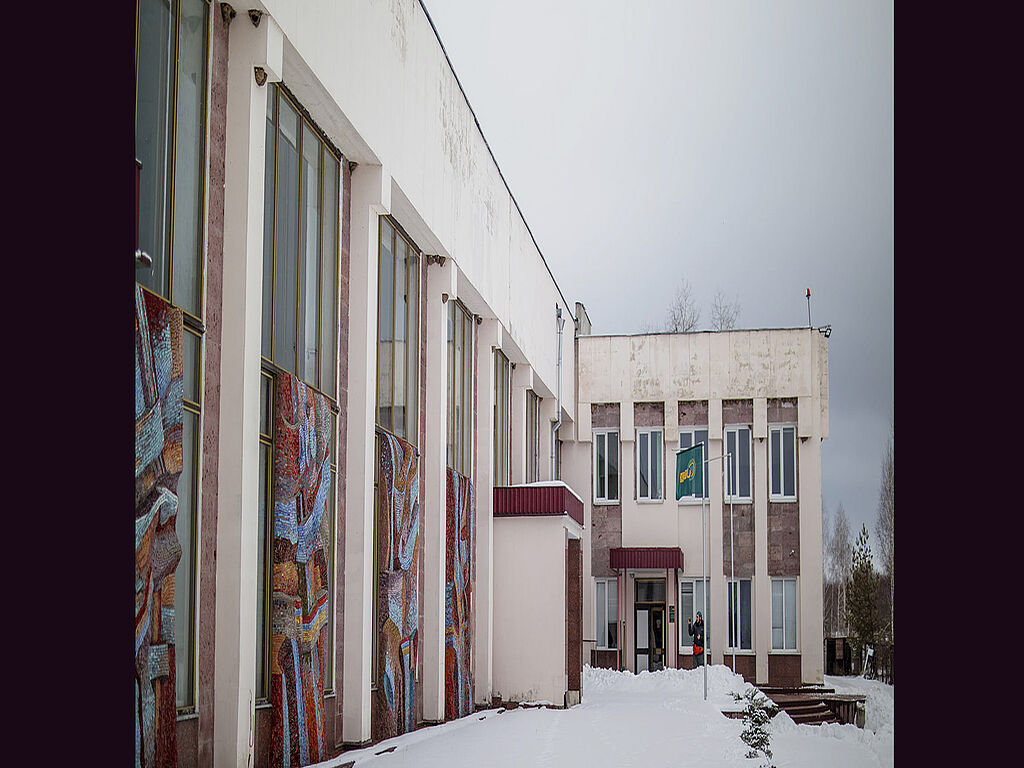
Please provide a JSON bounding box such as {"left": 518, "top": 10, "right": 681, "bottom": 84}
{"left": 732, "top": 688, "right": 779, "bottom": 767}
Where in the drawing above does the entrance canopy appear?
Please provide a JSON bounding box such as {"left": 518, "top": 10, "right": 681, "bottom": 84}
{"left": 608, "top": 546, "right": 683, "bottom": 570}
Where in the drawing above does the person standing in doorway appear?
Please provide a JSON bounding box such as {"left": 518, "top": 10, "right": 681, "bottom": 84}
{"left": 688, "top": 610, "right": 706, "bottom": 667}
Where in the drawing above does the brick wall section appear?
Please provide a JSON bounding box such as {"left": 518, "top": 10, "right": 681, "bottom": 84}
{"left": 591, "top": 505, "right": 622, "bottom": 577}
{"left": 633, "top": 401, "right": 665, "bottom": 427}
{"left": 767, "top": 503, "right": 800, "bottom": 576}
{"left": 591, "top": 649, "right": 618, "bottom": 669}
{"left": 566, "top": 538, "right": 582, "bottom": 693}
{"left": 768, "top": 654, "right": 803, "bottom": 687}
{"left": 678, "top": 400, "right": 708, "bottom": 426}
{"left": 590, "top": 403, "right": 622, "bottom": 578}
{"left": 722, "top": 505, "right": 755, "bottom": 578}
{"left": 722, "top": 398, "right": 753, "bottom": 424}
{"left": 767, "top": 397, "right": 798, "bottom": 423}
{"left": 591, "top": 402, "right": 620, "bottom": 428}
{"left": 726, "top": 654, "right": 757, "bottom": 684}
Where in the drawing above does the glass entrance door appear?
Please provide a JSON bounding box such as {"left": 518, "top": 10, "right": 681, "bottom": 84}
{"left": 634, "top": 578, "right": 666, "bottom": 672}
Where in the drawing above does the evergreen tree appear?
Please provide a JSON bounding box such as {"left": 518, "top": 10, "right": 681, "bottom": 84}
{"left": 848, "top": 524, "right": 879, "bottom": 671}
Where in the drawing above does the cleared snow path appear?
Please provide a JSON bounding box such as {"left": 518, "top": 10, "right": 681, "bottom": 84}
{"left": 314, "top": 666, "right": 893, "bottom": 768}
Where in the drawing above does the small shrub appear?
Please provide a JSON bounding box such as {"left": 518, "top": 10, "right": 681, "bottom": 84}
{"left": 731, "top": 688, "right": 779, "bottom": 767}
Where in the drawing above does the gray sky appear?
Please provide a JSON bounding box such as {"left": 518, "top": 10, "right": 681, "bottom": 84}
{"left": 423, "top": 0, "right": 893, "bottom": 560}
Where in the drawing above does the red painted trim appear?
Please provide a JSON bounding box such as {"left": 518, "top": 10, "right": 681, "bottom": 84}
{"left": 609, "top": 547, "right": 683, "bottom": 570}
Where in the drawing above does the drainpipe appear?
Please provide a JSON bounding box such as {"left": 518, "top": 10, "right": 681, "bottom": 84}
{"left": 551, "top": 305, "right": 565, "bottom": 479}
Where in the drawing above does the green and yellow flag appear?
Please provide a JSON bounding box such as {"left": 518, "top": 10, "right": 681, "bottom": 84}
{"left": 676, "top": 442, "right": 703, "bottom": 500}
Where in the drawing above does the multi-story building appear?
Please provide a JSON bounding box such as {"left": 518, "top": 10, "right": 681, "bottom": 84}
{"left": 133, "top": 3, "right": 829, "bottom": 768}
{"left": 569, "top": 325, "right": 830, "bottom": 687}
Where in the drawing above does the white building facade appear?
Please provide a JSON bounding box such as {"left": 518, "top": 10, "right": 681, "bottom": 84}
{"left": 572, "top": 328, "right": 829, "bottom": 688}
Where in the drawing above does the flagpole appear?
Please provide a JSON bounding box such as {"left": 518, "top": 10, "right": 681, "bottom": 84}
{"left": 678, "top": 443, "right": 728, "bottom": 701}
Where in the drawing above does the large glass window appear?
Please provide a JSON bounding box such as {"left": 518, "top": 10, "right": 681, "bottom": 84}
{"left": 724, "top": 426, "right": 753, "bottom": 502}
{"left": 678, "top": 578, "right": 711, "bottom": 653}
{"left": 376, "top": 217, "right": 421, "bottom": 443}
{"left": 595, "top": 578, "right": 619, "bottom": 649}
{"left": 771, "top": 578, "right": 798, "bottom": 651}
{"left": 447, "top": 301, "right": 473, "bottom": 476}
{"left": 592, "top": 429, "right": 619, "bottom": 503}
{"left": 257, "top": 84, "right": 342, "bottom": 701}
{"left": 262, "top": 85, "right": 341, "bottom": 398}
{"left": 637, "top": 428, "right": 664, "bottom": 501}
{"left": 727, "top": 578, "right": 753, "bottom": 651}
{"left": 525, "top": 390, "right": 540, "bottom": 483}
{"left": 493, "top": 351, "right": 511, "bottom": 485}
{"left": 677, "top": 428, "right": 709, "bottom": 501}
{"left": 135, "top": 0, "right": 210, "bottom": 713}
{"left": 769, "top": 425, "right": 798, "bottom": 500}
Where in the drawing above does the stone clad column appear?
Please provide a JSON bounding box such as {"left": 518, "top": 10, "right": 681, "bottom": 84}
{"left": 510, "top": 363, "right": 533, "bottom": 484}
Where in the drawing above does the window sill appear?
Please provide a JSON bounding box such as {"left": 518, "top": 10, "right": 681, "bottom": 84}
{"left": 768, "top": 496, "right": 798, "bottom": 503}
{"left": 769, "top": 649, "right": 800, "bottom": 655}
{"left": 724, "top": 649, "right": 756, "bottom": 655}
{"left": 724, "top": 498, "right": 753, "bottom": 505}
{"left": 677, "top": 498, "right": 709, "bottom": 505}
{"left": 637, "top": 498, "right": 665, "bottom": 504}
{"left": 176, "top": 708, "right": 199, "bottom": 722}
{"left": 255, "top": 700, "right": 272, "bottom": 710}
{"left": 593, "top": 498, "right": 620, "bottom": 506}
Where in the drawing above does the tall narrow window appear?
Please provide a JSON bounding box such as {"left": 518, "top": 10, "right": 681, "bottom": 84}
{"left": 595, "top": 578, "right": 618, "bottom": 649}
{"left": 677, "top": 428, "right": 709, "bottom": 501}
{"left": 525, "top": 390, "right": 540, "bottom": 482}
{"left": 375, "top": 217, "right": 421, "bottom": 443}
{"left": 136, "top": 0, "right": 211, "bottom": 712}
{"left": 593, "top": 429, "right": 619, "bottom": 503}
{"left": 261, "top": 84, "right": 343, "bottom": 398}
{"left": 678, "top": 578, "right": 711, "bottom": 653}
{"left": 257, "top": 84, "right": 343, "bottom": 700}
{"left": 727, "top": 578, "right": 753, "bottom": 651}
{"left": 447, "top": 300, "right": 473, "bottom": 476}
{"left": 724, "top": 426, "right": 752, "bottom": 502}
{"left": 771, "top": 578, "right": 798, "bottom": 651}
{"left": 769, "top": 425, "right": 798, "bottom": 500}
{"left": 636, "top": 428, "right": 664, "bottom": 501}
{"left": 493, "top": 351, "right": 511, "bottom": 485}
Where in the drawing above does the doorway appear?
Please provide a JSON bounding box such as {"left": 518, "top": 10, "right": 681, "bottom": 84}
{"left": 634, "top": 578, "right": 666, "bottom": 672}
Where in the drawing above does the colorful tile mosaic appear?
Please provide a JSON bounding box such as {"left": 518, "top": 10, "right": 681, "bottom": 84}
{"left": 445, "top": 469, "right": 474, "bottom": 720}
{"left": 373, "top": 431, "right": 420, "bottom": 741}
{"left": 271, "top": 373, "right": 333, "bottom": 767}
{"left": 135, "top": 286, "right": 184, "bottom": 768}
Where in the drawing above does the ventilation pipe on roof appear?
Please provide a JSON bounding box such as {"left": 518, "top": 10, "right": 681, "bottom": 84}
{"left": 551, "top": 305, "right": 565, "bottom": 479}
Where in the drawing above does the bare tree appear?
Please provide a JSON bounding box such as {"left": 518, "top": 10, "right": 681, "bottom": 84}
{"left": 825, "top": 502, "right": 852, "bottom": 636}
{"left": 710, "top": 288, "right": 741, "bottom": 331}
{"left": 665, "top": 278, "right": 701, "bottom": 332}
{"left": 874, "top": 418, "right": 894, "bottom": 644}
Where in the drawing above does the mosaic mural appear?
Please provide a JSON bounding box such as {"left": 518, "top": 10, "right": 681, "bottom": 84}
{"left": 271, "top": 374, "right": 333, "bottom": 767}
{"left": 374, "top": 431, "right": 420, "bottom": 741}
{"left": 445, "top": 469, "right": 474, "bottom": 720}
{"left": 135, "top": 286, "right": 184, "bottom": 768}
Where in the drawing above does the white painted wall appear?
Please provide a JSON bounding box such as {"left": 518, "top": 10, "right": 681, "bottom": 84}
{"left": 493, "top": 515, "right": 573, "bottom": 705}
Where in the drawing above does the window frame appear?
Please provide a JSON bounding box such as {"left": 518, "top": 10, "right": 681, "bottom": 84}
{"left": 374, "top": 214, "right": 421, "bottom": 446}
{"left": 768, "top": 424, "right": 798, "bottom": 501}
{"left": 594, "top": 577, "right": 619, "bottom": 650}
{"left": 493, "top": 350, "right": 511, "bottom": 486}
{"left": 723, "top": 425, "right": 753, "bottom": 503}
{"left": 135, "top": 0, "right": 212, "bottom": 714}
{"left": 525, "top": 389, "right": 540, "bottom": 483}
{"left": 592, "top": 428, "right": 620, "bottom": 504}
{"left": 635, "top": 427, "right": 664, "bottom": 503}
{"left": 726, "top": 577, "right": 754, "bottom": 652}
{"left": 771, "top": 577, "right": 799, "bottom": 652}
{"left": 676, "top": 427, "right": 710, "bottom": 504}
{"left": 677, "top": 577, "right": 711, "bottom": 654}
{"left": 447, "top": 299, "right": 473, "bottom": 477}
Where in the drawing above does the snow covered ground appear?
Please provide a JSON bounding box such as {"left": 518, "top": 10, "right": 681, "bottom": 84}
{"left": 316, "top": 666, "right": 893, "bottom": 768}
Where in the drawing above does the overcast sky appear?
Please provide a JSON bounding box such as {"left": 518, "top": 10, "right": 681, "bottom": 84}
{"left": 423, "top": 0, "right": 893, "bottom": 560}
